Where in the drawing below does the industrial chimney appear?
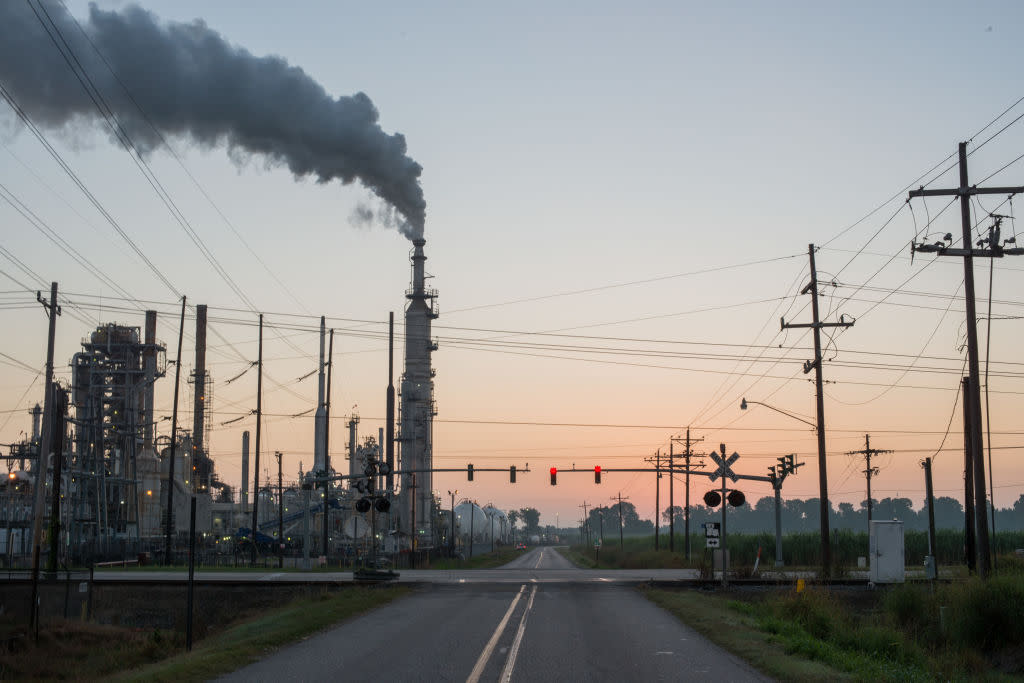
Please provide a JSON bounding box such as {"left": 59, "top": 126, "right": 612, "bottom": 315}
{"left": 398, "top": 238, "right": 438, "bottom": 546}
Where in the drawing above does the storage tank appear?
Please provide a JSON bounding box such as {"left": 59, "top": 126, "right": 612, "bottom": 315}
{"left": 483, "top": 506, "right": 509, "bottom": 545}
{"left": 454, "top": 502, "right": 488, "bottom": 544}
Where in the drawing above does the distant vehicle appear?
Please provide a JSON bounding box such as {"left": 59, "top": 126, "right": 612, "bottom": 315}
{"left": 515, "top": 543, "right": 526, "bottom": 550}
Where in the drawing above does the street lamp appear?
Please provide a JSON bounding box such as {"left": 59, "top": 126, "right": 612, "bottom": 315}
{"left": 741, "top": 397, "right": 829, "bottom": 576}
{"left": 448, "top": 490, "right": 457, "bottom": 558}
{"left": 740, "top": 398, "right": 816, "bottom": 429}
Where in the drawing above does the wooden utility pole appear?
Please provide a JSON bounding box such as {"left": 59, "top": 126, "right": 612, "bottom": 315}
{"left": 29, "top": 282, "right": 59, "bottom": 631}
{"left": 579, "top": 502, "right": 590, "bottom": 545}
{"left": 909, "top": 146, "right": 1024, "bottom": 578}
{"left": 164, "top": 297, "right": 186, "bottom": 566}
{"left": 846, "top": 434, "right": 892, "bottom": 533}
{"left": 963, "top": 377, "right": 976, "bottom": 572}
{"left": 276, "top": 451, "right": 283, "bottom": 568}
{"left": 654, "top": 450, "right": 660, "bottom": 550}
{"left": 251, "top": 314, "right": 263, "bottom": 562}
{"left": 323, "top": 328, "right": 334, "bottom": 558}
{"left": 671, "top": 429, "right": 703, "bottom": 558}
{"left": 922, "top": 457, "right": 938, "bottom": 581}
{"left": 612, "top": 493, "right": 629, "bottom": 550}
{"left": 782, "top": 244, "right": 853, "bottom": 577}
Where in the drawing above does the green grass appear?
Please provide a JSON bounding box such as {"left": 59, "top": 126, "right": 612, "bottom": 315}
{"left": 0, "top": 586, "right": 408, "bottom": 680}
{"left": 644, "top": 568, "right": 1024, "bottom": 682}
{"left": 642, "top": 587, "right": 852, "bottom": 681}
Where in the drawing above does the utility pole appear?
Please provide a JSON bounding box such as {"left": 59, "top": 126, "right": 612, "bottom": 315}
{"left": 910, "top": 158, "right": 1024, "bottom": 578}
{"left": 29, "top": 283, "right": 59, "bottom": 631}
{"left": 671, "top": 429, "right": 703, "bottom": 558}
{"left": 782, "top": 244, "right": 853, "bottom": 577}
{"left": 922, "top": 457, "right": 938, "bottom": 582}
{"left": 251, "top": 314, "right": 263, "bottom": 563}
{"left": 668, "top": 441, "right": 674, "bottom": 551}
{"left": 275, "top": 451, "right": 283, "bottom": 568}
{"left": 45, "top": 386, "right": 68, "bottom": 573}
{"left": 323, "top": 328, "right": 334, "bottom": 559}
{"left": 846, "top": 434, "right": 892, "bottom": 533}
{"left": 578, "top": 502, "right": 590, "bottom": 546}
{"left": 654, "top": 450, "right": 660, "bottom": 550}
{"left": 612, "top": 493, "right": 629, "bottom": 550}
{"left": 164, "top": 296, "right": 186, "bottom": 566}
{"left": 962, "top": 377, "right": 976, "bottom": 572}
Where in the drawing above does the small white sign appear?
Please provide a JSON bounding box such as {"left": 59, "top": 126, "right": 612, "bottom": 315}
{"left": 705, "top": 522, "right": 721, "bottom": 548}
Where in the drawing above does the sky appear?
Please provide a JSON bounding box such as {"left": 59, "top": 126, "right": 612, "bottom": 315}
{"left": 1, "top": 1, "right": 1023, "bottom": 528}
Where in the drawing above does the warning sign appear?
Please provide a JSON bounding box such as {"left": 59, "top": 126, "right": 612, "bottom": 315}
{"left": 705, "top": 522, "right": 721, "bottom": 548}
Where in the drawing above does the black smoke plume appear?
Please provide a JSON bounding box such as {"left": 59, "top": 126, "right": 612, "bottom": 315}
{"left": 0, "top": 2, "right": 425, "bottom": 239}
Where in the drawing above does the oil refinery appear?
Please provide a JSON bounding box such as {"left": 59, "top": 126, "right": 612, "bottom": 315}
{"left": 0, "top": 239, "right": 511, "bottom": 568}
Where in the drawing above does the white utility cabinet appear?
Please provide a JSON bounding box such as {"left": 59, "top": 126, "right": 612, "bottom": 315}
{"left": 869, "top": 519, "right": 905, "bottom": 583}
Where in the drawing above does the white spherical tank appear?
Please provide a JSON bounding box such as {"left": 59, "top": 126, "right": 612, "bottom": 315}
{"left": 483, "top": 506, "right": 509, "bottom": 545}
{"left": 454, "top": 502, "right": 488, "bottom": 544}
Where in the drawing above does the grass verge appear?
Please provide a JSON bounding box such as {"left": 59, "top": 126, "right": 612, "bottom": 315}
{"left": 642, "top": 587, "right": 855, "bottom": 682}
{"left": 644, "top": 564, "right": 1024, "bottom": 682}
{"left": 0, "top": 586, "right": 408, "bottom": 681}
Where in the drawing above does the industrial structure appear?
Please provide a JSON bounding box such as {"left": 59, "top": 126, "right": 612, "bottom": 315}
{"left": 397, "top": 238, "right": 439, "bottom": 548}
{"left": 0, "top": 238, "right": 465, "bottom": 567}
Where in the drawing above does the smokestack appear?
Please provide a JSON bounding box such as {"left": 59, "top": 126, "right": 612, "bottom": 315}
{"left": 386, "top": 312, "right": 395, "bottom": 492}
{"left": 142, "top": 310, "right": 157, "bottom": 450}
{"left": 313, "top": 316, "right": 327, "bottom": 473}
{"left": 0, "top": 3, "right": 426, "bottom": 240}
{"left": 411, "top": 239, "right": 427, "bottom": 294}
{"left": 192, "top": 304, "right": 207, "bottom": 486}
{"left": 241, "top": 430, "right": 250, "bottom": 512}
{"left": 30, "top": 404, "right": 42, "bottom": 442}
{"left": 347, "top": 416, "right": 359, "bottom": 487}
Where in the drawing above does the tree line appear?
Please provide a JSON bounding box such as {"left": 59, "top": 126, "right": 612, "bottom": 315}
{"left": 577, "top": 494, "right": 1024, "bottom": 538}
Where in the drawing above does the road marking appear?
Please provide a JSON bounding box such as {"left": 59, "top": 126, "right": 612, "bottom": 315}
{"left": 533, "top": 550, "right": 544, "bottom": 569}
{"left": 466, "top": 585, "right": 525, "bottom": 683}
{"left": 499, "top": 584, "right": 537, "bottom": 683}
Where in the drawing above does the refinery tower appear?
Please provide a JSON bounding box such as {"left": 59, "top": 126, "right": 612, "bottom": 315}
{"left": 398, "top": 238, "right": 438, "bottom": 546}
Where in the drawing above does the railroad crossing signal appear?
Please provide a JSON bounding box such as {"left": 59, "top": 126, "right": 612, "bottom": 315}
{"left": 708, "top": 449, "right": 740, "bottom": 483}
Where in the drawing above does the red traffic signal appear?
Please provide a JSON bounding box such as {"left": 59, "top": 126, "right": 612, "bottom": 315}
{"left": 594, "top": 465, "right": 601, "bottom": 484}
{"left": 550, "top": 467, "right": 557, "bottom": 486}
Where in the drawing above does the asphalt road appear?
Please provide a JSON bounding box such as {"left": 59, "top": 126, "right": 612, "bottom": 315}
{"left": 95, "top": 546, "right": 702, "bottom": 583}
{"left": 214, "top": 548, "right": 769, "bottom": 682}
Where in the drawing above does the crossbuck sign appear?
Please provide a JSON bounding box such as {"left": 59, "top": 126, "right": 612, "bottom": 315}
{"left": 708, "top": 451, "right": 739, "bottom": 483}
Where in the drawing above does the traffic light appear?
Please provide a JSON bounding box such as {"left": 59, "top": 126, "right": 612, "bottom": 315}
{"left": 594, "top": 465, "right": 601, "bottom": 484}
{"left": 703, "top": 490, "right": 721, "bottom": 507}
{"left": 510, "top": 465, "right": 516, "bottom": 483}
{"left": 550, "top": 467, "right": 557, "bottom": 486}
{"left": 727, "top": 490, "right": 746, "bottom": 507}
{"left": 467, "top": 463, "right": 474, "bottom": 481}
